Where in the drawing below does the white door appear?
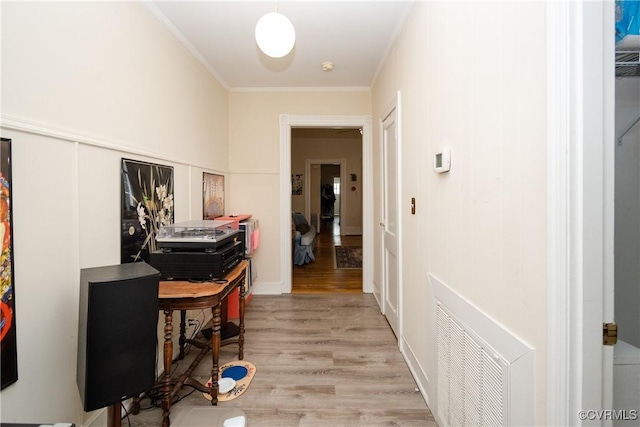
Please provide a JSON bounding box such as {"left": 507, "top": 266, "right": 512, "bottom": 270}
{"left": 382, "top": 106, "right": 399, "bottom": 336}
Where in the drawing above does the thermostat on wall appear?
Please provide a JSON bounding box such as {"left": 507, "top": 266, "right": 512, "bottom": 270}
{"left": 433, "top": 149, "right": 451, "bottom": 173}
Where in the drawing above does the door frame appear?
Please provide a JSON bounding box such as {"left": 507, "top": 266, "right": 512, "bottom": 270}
{"left": 280, "top": 114, "right": 373, "bottom": 294}
{"left": 546, "top": 1, "right": 615, "bottom": 424}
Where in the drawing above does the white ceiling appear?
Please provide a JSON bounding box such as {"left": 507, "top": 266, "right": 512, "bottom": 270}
{"left": 148, "top": 1, "right": 414, "bottom": 90}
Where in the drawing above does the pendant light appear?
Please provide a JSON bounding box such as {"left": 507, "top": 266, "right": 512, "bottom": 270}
{"left": 255, "top": 4, "right": 295, "bottom": 58}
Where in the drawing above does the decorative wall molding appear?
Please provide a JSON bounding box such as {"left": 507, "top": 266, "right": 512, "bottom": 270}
{"left": 0, "top": 114, "right": 218, "bottom": 172}
{"left": 230, "top": 86, "right": 371, "bottom": 93}
{"left": 430, "top": 273, "right": 534, "bottom": 427}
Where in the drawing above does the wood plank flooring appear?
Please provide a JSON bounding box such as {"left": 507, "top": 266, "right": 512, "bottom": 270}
{"left": 126, "top": 294, "right": 437, "bottom": 427}
{"left": 292, "top": 219, "right": 363, "bottom": 294}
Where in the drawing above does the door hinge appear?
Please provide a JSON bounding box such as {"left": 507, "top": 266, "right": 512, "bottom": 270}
{"left": 603, "top": 322, "right": 618, "bottom": 346}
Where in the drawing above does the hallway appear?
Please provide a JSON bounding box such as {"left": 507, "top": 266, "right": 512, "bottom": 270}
{"left": 127, "top": 293, "right": 435, "bottom": 427}
{"left": 292, "top": 219, "right": 363, "bottom": 294}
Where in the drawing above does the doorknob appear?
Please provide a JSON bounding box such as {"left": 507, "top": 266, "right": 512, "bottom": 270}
{"left": 379, "top": 222, "right": 385, "bottom": 226}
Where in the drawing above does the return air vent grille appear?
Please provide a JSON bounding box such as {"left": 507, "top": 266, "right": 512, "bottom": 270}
{"left": 436, "top": 304, "right": 508, "bottom": 427}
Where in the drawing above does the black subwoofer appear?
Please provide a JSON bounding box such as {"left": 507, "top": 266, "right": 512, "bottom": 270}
{"left": 76, "top": 262, "right": 160, "bottom": 412}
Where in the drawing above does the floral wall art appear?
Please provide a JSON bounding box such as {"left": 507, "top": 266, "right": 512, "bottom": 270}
{"left": 121, "top": 159, "right": 174, "bottom": 263}
{"left": 0, "top": 138, "right": 17, "bottom": 389}
{"left": 203, "top": 172, "right": 224, "bottom": 219}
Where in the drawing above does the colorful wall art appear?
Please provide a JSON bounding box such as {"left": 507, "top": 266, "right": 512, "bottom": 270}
{"left": 1, "top": 138, "right": 17, "bottom": 390}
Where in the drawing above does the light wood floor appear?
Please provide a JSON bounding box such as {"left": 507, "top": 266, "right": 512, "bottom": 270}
{"left": 127, "top": 294, "right": 436, "bottom": 427}
{"left": 292, "top": 218, "right": 363, "bottom": 294}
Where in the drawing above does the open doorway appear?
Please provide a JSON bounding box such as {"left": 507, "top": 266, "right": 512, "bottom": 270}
{"left": 314, "top": 162, "right": 341, "bottom": 234}
{"left": 279, "top": 115, "right": 373, "bottom": 295}
{"left": 613, "top": 4, "right": 640, "bottom": 416}
{"left": 290, "top": 127, "right": 363, "bottom": 293}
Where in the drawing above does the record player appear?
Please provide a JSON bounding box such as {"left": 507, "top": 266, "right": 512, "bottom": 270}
{"left": 156, "top": 219, "right": 241, "bottom": 251}
{"left": 150, "top": 220, "right": 245, "bottom": 280}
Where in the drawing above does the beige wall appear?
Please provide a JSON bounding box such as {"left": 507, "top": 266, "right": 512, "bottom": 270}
{"left": 227, "top": 91, "right": 370, "bottom": 289}
{"left": 291, "top": 134, "right": 363, "bottom": 233}
{"left": 371, "top": 2, "right": 548, "bottom": 424}
{"left": 1, "top": 2, "right": 228, "bottom": 425}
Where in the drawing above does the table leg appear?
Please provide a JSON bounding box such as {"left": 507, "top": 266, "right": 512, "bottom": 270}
{"left": 132, "top": 394, "right": 140, "bottom": 415}
{"left": 162, "top": 306, "right": 173, "bottom": 427}
{"left": 107, "top": 402, "right": 122, "bottom": 427}
{"left": 209, "top": 303, "right": 221, "bottom": 405}
{"left": 239, "top": 277, "right": 245, "bottom": 360}
{"left": 179, "top": 309, "right": 187, "bottom": 360}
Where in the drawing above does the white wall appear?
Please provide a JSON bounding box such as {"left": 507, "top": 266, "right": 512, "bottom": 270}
{"left": 227, "top": 91, "right": 370, "bottom": 292}
{"left": 1, "top": 2, "right": 228, "bottom": 425}
{"left": 371, "top": 2, "right": 548, "bottom": 424}
{"left": 615, "top": 77, "right": 640, "bottom": 348}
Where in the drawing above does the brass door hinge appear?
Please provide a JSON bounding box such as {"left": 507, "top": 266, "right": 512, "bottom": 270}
{"left": 603, "top": 322, "right": 618, "bottom": 346}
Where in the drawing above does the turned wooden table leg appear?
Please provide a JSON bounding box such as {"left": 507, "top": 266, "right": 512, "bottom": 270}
{"left": 239, "top": 278, "right": 246, "bottom": 360}
{"left": 178, "top": 309, "right": 187, "bottom": 360}
{"left": 132, "top": 395, "right": 140, "bottom": 415}
{"left": 209, "top": 303, "right": 221, "bottom": 405}
{"left": 162, "top": 306, "right": 173, "bottom": 427}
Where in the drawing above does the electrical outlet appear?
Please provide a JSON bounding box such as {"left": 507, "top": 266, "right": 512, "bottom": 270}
{"left": 187, "top": 319, "right": 197, "bottom": 326}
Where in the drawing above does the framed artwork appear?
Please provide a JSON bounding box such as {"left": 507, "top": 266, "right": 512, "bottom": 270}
{"left": 203, "top": 173, "right": 224, "bottom": 219}
{"left": 292, "top": 174, "right": 303, "bottom": 196}
{"left": 121, "top": 159, "right": 174, "bottom": 263}
{"left": 1, "top": 138, "right": 17, "bottom": 389}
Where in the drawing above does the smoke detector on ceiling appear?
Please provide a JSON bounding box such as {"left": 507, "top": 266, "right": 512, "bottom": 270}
{"left": 321, "top": 61, "right": 334, "bottom": 72}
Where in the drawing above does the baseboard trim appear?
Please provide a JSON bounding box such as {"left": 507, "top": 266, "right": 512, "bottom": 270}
{"left": 251, "top": 281, "right": 283, "bottom": 295}
{"left": 401, "top": 335, "right": 431, "bottom": 408}
{"left": 341, "top": 226, "right": 362, "bottom": 236}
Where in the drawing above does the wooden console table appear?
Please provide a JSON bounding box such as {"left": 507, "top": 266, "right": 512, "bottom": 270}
{"left": 134, "top": 260, "right": 248, "bottom": 427}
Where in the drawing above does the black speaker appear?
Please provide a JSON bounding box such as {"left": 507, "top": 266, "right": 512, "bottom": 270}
{"left": 77, "top": 262, "right": 160, "bottom": 412}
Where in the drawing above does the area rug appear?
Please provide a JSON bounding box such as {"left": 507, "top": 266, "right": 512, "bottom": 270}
{"left": 203, "top": 360, "right": 256, "bottom": 402}
{"left": 334, "top": 246, "right": 363, "bottom": 269}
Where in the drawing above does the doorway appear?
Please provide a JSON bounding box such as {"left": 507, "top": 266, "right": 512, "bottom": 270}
{"left": 612, "top": 8, "right": 640, "bottom": 418}
{"left": 290, "top": 129, "right": 363, "bottom": 293}
{"left": 280, "top": 115, "right": 373, "bottom": 294}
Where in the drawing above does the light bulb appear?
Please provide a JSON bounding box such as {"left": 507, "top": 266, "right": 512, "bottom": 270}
{"left": 255, "top": 12, "right": 296, "bottom": 58}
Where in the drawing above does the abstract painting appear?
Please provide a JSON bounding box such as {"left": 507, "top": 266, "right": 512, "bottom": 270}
{"left": 1, "top": 138, "right": 17, "bottom": 389}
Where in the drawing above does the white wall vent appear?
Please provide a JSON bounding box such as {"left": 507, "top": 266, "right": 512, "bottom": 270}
{"left": 437, "top": 304, "right": 508, "bottom": 426}
{"left": 430, "top": 273, "right": 534, "bottom": 427}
